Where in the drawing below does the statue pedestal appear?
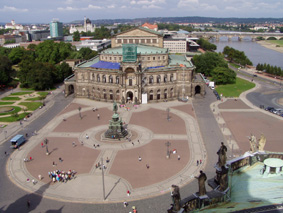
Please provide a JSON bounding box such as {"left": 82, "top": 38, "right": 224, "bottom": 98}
{"left": 104, "top": 113, "right": 128, "bottom": 139}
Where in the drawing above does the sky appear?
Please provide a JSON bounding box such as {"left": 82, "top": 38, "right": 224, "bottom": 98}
{"left": 0, "top": 0, "right": 282, "bottom": 24}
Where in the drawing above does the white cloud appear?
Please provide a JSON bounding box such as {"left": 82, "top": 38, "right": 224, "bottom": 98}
{"left": 57, "top": 4, "right": 103, "bottom": 11}
{"left": 177, "top": 0, "right": 199, "bottom": 7}
{"left": 0, "top": 6, "right": 28, "bottom": 12}
{"left": 87, "top": 4, "right": 103, "bottom": 10}
{"left": 58, "top": 6, "right": 78, "bottom": 11}
{"left": 200, "top": 3, "right": 218, "bottom": 11}
{"left": 120, "top": 5, "right": 128, "bottom": 9}
{"left": 107, "top": 5, "right": 116, "bottom": 9}
{"left": 142, "top": 4, "right": 162, "bottom": 9}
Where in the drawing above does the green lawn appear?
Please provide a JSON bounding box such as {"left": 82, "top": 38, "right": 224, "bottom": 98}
{"left": 267, "top": 40, "right": 283, "bottom": 46}
{"left": 10, "top": 92, "right": 33, "bottom": 96}
{"left": 19, "top": 102, "right": 43, "bottom": 111}
{"left": 25, "top": 97, "right": 45, "bottom": 101}
{"left": 0, "top": 112, "right": 29, "bottom": 122}
{"left": 0, "top": 102, "right": 15, "bottom": 105}
{"left": 1, "top": 97, "right": 21, "bottom": 101}
{"left": 0, "top": 106, "right": 22, "bottom": 116}
{"left": 37, "top": 91, "right": 49, "bottom": 97}
{"left": 216, "top": 77, "right": 255, "bottom": 97}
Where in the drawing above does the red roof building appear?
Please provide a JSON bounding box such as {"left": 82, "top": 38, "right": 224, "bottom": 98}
{"left": 142, "top": 22, "right": 158, "bottom": 31}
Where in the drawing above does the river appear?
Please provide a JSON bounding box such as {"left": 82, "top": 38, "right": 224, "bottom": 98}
{"left": 211, "top": 38, "right": 283, "bottom": 69}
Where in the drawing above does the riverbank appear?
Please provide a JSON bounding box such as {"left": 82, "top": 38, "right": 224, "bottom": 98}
{"left": 256, "top": 40, "right": 283, "bottom": 54}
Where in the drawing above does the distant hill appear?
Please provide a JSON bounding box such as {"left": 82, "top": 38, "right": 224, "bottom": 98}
{"left": 69, "top": 16, "right": 283, "bottom": 25}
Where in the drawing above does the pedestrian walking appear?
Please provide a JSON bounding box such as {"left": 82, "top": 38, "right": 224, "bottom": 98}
{"left": 146, "top": 164, "right": 150, "bottom": 169}
{"left": 59, "top": 157, "right": 63, "bottom": 162}
{"left": 72, "top": 141, "right": 76, "bottom": 147}
{"left": 97, "top": 114, "right": 100, "bottom": 120}
{"left": 197, "top": 160, "right": 199, "bottom": 166}
{"left": 127, "top": 190, "right": 130, "bottom": 196}
{"left": 138, "top": 156, "right": 142, "bottom": 161}
{"left": 86, "top": 134, "right": 89, "bottom": 139}
{"left": 123, "top": 201, "right": 128, "bottom": 207}
{"left": 81, "top": 141, "right": 84, "bottom": 145}
{"left": 29, "top": 156, "right": 32, "bottom": 161}
{"left": 200, "top": 159, "right": 202, "bottom": 164}
{"left": 178, "top": 155, "right": 181, "bottom": 160}
{"left": 38, "top": 174, "right": 42, "bottom": 180}
{"left": 27, "top": 200, "right": 31, "bottom": 208}
{"left": 41, "top": 142, "right": 44, "bottom": 148}
{"left": 53, "top": 161, "right": 56, "bottom": 167}
{"left": 4, "top": 151, "right": 7, "bottom": 156}
{"left": 132, "top": 142, "right": 134, "bottom": 146}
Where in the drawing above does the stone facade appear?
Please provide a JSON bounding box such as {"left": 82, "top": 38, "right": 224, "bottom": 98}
{"left": 65, "top": 28, "right": 205, "bottom": 103}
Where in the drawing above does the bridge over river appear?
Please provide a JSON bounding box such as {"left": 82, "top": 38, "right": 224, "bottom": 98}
{"left": 190, "top": 32, "right": 283, "bottom": 41}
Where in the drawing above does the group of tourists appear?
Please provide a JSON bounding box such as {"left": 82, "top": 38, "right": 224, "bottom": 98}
{"left": 48, "top": 169, "right": 77, "bottom": 183}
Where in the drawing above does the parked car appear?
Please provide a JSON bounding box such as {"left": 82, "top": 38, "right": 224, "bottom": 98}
{"left": 265, "top": 107, "right": 275, "bottom": 112}
{"left": 275, "top": 109, "right": 283, "bottom": 115}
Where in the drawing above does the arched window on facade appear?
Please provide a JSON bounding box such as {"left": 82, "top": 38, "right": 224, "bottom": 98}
{"left": 109, "top": 90, "right": 113, "bottom": 100}
{"left": 103, "top": 89, "right": 107, "bottom": 99}
{"left": 116, "top": 90, "right": 120, "bottom": 101}
{"left": 92, "top": 73, "right": 95, "bottom": 81}
{"left": 157, "top": 75, "right": 161, "bottom": 83}
{"left": 102, "top": 75, "right": 106, "bottom": 83}
{"left": 164, "top": 89, "right": 168, "bottom": 99}
{"left": 97, "top": 74, "right": 100, "bottom": 82}
{"left": 164, "top": 75, "right": 167, "bottom": 83}
{"left": 170, "top": 74, "right": 174, "bottom": 82}
{"left": 170, "top": 88, "right": 174, "bottom": 98}
{"left": 149, "top": 90, "right": 154, "bottom": 100}
{"left": 97, "top": 88, "right": 100, "bottom": 98}
{"left": 149, "top": 76, "right": 154, "bottom": 84}
{"left": 116, "top": 76, "right": 119, "bottom": 84}
{"left": 109, "top": 75, "right": 113, "bottom": 83}
{"left": 157, "top": 89, "right": 161, "bottom": 100}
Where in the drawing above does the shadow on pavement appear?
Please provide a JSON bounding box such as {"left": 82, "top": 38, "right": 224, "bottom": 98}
{"left": 0, "top": 182, "right": 64, "bottom": 213}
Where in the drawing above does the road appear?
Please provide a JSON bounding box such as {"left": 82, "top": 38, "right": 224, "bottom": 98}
{"left": 0, "top": 75, "right": 281, "bottom": 212}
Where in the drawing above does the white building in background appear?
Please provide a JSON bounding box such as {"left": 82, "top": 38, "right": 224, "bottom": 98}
{"left": 69, "top": 17, "right": 96, "bottom": 34}
{"left": 74, "top": 39, "right": 111, "bottom": 51}
{"left": 5, "top": 20, "right": 23, "bottom": 30}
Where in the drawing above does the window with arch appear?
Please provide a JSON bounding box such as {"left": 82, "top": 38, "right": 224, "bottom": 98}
{"left": 109, "top": 75, "right": 113, "bottom": 83}
{"left": 164, "top": 75, "right": 167, "bottom": 83}
{"left": 164, "top": 89, "right": 168, "bottom": 99}
{"left": 170, "top": 88, "right": 174, "bottom": 98}
{"left": 157, "top": 75, "right": 161, "bottom": 83}
{"left": 149, "top": 76, "right": 154, "bottom": 84}
{"left": 102, "top": 75, "right": 106, "bottom": 83}
{"left": 103, "top": 89, "right": 107, "bottom": 99}
{"left": 157, "top": 89, "right": 161, "bottom": 100}
{"left": 170, "top": 74, "right": 174, "bottom": 82}
{"left": 97, "top": 74, "right": 100, "bottom": 82}
{"left": 109, "top": 90, "right": 113, "bottom": 100}
{"left": 116, "top": 76, "right": 119, "bottom": 84}
{"left": 92, "top": 73, "right": 95, "bottom": 81}
{"left": 149, "top": 90, "right": 154, "bottom": 100}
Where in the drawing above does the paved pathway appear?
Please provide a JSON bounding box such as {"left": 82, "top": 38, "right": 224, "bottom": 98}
{"left": 7, "top": 99, "right": 207, "bottom": 203}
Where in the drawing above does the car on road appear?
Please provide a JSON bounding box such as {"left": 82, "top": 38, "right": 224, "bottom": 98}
{"left": 10, "top": 134, "right": 26, "bottom": 149}
{"left": 265, "top": 107, "right": 275, "bottom": 112}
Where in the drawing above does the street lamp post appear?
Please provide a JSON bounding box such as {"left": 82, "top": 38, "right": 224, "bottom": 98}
{"left": 166, "top": 108, "right": 170, "bottom": 121}
{"left": 44, "top": 139, "right": 49, "bottom": 155}
{"left": 101, "top": 157, "right": 106, "bottom": 200}
{"left": 165, "top": 141, "right": 171, "bottom": 159}
{"left": 78, "top": 106, "right": 82, "bottom": 119}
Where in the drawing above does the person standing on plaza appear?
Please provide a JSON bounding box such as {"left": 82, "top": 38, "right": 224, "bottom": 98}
{"left": 97, "top": 114, "right": 100, "bottom": 120}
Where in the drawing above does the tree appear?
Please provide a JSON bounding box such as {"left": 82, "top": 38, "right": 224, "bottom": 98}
{"left": 0, "top": 55, "right": 13, "bottom": 85}
{"left": 73, "top": 31, "right": 80, "bottom": 41}
{"left": 54, "top": 62, "right": 72, "bottom": 83}
{"left": 211, "top": 67, "right": 236, "bottom": 84}
{"left": 78, "top": 47, "right": 97, "bottom": 60}
{"left": 8, "top": 47, "right": 27, "bottom": 64}
{"left": 192, "top": 52, "right": 228, "bottom": 76}
{"left": 280, "top": 27, "right": 283, "bottom": 33}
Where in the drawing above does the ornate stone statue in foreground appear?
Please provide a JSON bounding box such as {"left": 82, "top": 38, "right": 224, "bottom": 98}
{"left": 171, "top": 185, "right": 181, "bottom": 211}
{"left": 258, "top": 134, "right": 266, "bottom": 152}
{"left": 217, "top": 142, "right": 227, "bottom": 167}
{"left": 249, "top": 134, "right": 257, "bottom": 152}
{"left": 195, "top": 170, "right": 207, "bottom": 196}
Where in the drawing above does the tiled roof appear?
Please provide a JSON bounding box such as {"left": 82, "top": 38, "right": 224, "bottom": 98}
{"left": 142, "top": 22, "right": 158, "bottom": 30}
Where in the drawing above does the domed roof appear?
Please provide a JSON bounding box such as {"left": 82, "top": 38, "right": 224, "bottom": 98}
{"left": 86, "top": 18, "right": 91, "bottom": 24}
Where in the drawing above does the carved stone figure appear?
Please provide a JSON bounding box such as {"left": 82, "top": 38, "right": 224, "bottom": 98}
{"left": 217, "top": 142, "right": 227, "bottom": 167}
{"left": 171, "top": 185, "right": 181, "bottom": 211}
{"left": 249, "top": 134, "right": 257, "bottom": 152}
{"left": 219, "top": 166, "right": 228, "bottom": 191}
{"left": 258, "top": 134, "right": 266, "bottom": 152}
{"left": 195, "top": 170, "right": 207, "bottom": 196}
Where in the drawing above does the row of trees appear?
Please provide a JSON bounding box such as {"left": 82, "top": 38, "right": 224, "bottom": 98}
{"left": 223, "top": 46, "right": 253, "bottom": 66}
{"left": 0, "top": 40, "right": 98, "bottom": 89}
{"left": 256, "top": 63, "right": 283, "bottom": 77}
{"left": 197, "top": 38, "right": 217, "bottom": 51}
{"left": 193, "top": 52, "right": 236, "bottom": 84}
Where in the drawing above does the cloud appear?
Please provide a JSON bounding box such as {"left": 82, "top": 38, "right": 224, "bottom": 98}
{"left": 107, "top": 4, "right": 116, "bottom": 9}
{"left": 120, "top": 5, "right": 128, "bottom": 9}
{"left": 0, "top": 6, "right": 28, "bottom": 12}
{"left": 177, "top": 0, "right": 199, "bottom": 7}
{"left": 57, "top": 4, "right": 103, "bottom": 11}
